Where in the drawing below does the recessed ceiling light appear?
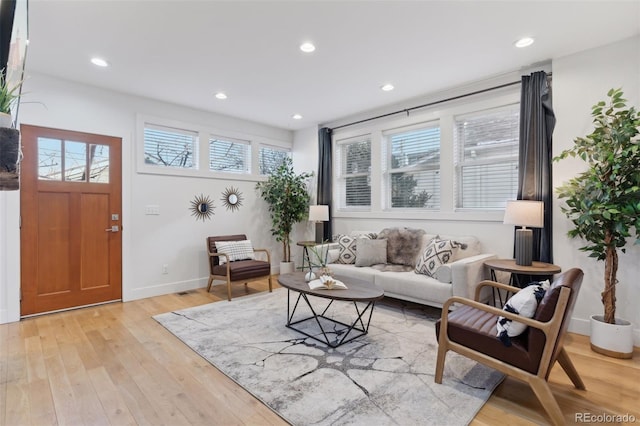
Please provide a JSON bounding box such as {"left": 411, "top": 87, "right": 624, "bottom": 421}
{"left": 90, "top": 57, "right": 109, "bottom": 67}
{"left": 292, "top": 114, "right": 303, "bottom": 120}
{"left": 300, "top": 42, "right": 316, "bottom": 53}
{"left": 515, "top": 37, "right": 535, "bottom": 48}
{"left": 215, "top": 92, "right": 227, "bottom": 100}
{"left": 381, "top": 84, "right": 395, "bottom": 92}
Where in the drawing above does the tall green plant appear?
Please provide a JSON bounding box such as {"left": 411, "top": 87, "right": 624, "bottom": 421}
{"left": 554, "top": 88, "right": 640, "bottom": 324}
{"left": 256, "top": 157, "right": 312, "bottom": 262}
{"left": 0, "top": 69, "right": 22, "bottom": 115}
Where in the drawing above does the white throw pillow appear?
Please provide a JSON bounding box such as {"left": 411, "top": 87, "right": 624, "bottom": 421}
{"left": 214, "top": 240, "right": 255, "bottom": 265}
{"left": 496, "top": 280, "right": 550, "bottom": 346}
{"left": 414, "top": 238, "right": 466, "bottom": 277}
{"left": 355, "top": 238, "right": 387, "bottom": 267}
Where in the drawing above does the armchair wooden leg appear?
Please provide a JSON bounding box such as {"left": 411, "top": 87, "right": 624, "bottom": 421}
{"left": 207, "top": 276, "right": 214, "bottom": 292}
{"left": 529, "top": 377, "right": 565, "bottom": 426}
{"left": 268, "top": 275, "right": 273, "bottom": 293}
{"left": 556, "top": 347, "right": 586, "bottom": 390}
{"left": 227, "top": 280, "right": 232, "bottom": 301}
{"left": 434, "top": 341, "right": 447, "bottom": 384}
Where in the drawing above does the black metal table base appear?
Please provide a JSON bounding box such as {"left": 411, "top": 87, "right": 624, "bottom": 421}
{"left": 286, "top": 290, "right": 376, "bottom": 348}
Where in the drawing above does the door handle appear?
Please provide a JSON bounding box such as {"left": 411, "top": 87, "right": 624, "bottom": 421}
{"left": 105, "top": 225, "right": 120, "bottom": 232}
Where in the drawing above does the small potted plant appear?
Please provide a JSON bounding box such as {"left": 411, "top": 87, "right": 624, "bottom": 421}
{"left": 0, "top": 69, "right": 21, "bottom": 128}
{"left": 256, "top": 157, "right": 312, "bottom": 274}
{"left": 554, "top": 88, "right": 640, "bottom": 358}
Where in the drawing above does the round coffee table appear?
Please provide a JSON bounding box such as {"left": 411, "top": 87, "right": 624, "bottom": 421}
{"left": 278, "top": 272, "right": 384, "bottom": 347}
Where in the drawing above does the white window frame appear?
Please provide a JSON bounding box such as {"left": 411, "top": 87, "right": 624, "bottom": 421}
{"left": 382, "top": 121, "right": 441, "bottom": 211}
{"left": 135, "top": 114, "right": 292, "bottom": 180}
{"left": 335, "top": 134, "right": 372, "bottom": 211}
{"left": 143, "top": 123, "right": 198, "bottom": 170}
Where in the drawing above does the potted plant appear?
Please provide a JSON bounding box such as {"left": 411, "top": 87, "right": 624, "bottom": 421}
{"left": 554, "top": 88, "right": 640, "bottom": 358}
{"left": 0, "top": 69, "right": 21, "bottom": 128}
{"left": 0, "top": 70, "right": 22, "bottom": 190}
{"left": 256, "top": 157, "right": 312, "bottom": 274}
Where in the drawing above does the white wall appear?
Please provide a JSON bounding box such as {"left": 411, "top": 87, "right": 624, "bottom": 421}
{"left": 0, "top": 72, "right": 296, "bottom": 323}
{"left": 553, "top": 36, "right": 640, "bottom": 345}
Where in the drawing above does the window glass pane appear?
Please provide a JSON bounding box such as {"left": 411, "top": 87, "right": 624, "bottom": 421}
{"left": 144, "top": 124, "right": 197, "bottom": 169}
{"left": 259, "top": 145, "right": 290, "bottom": 175}
{"left": 64, "top": 141, "right": 87, "bottom": 181}
{"left": 341, "top": 139, "right": 371, "bottom": 207}
{"left": 209, "top": 136, "right": 250, "bottom": 173}
{"left": 388, "top": 126, "right": 440, "bottom": 209}
{"left": 454, "top": 104, "right": 519, "bottom": 209}
{"left": 38, "top": 137, "right": 62, "bottom": 181}
{"left": 89, "top": 144, "right": 110, "bottom": 183}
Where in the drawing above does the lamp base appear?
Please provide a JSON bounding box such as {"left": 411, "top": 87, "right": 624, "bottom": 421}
{"left": 315, "top": 222, "right": 324, "bottom": 243}
{"left": 515, "top": 228, "right": 533, "bottom": 266}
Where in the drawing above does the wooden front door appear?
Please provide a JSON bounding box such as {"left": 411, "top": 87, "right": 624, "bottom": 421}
{"left": 20, "top": 125, "right": 122, "bottom": 316}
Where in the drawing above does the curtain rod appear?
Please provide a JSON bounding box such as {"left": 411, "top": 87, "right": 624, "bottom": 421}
{"left": 331, "top": 73, "right": 552, "bottom": 131}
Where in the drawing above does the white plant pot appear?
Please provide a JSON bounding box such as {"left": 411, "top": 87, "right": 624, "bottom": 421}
{"left": 590, "top": 314, "right": 634, "bottom": 359}
{"left": 279, "top": 261, "right": 295, "bottom": 275}
{"left": 0, "top": 112, "right": 12, "bottom": 128}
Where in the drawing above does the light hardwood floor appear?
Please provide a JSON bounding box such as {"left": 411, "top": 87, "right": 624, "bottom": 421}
{"left": 1, "top": 278, "right": 638, "bottom": 425}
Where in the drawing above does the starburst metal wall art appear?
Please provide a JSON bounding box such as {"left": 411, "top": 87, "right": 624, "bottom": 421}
{"left": 221, "top": 186, "right": 244, "bottom": 212}
{"left": 190, "top": 194, "right": 215, "bottom": 221}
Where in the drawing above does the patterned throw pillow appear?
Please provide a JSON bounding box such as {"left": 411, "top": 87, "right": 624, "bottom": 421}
{"left": 414, "top": 238, "right": 466, "bottom": 277}
{"left": 334, "top": 234, "right": 357, "bottom": 264}
{"left": 496, "top": 280, "right": 550, "bottom": 346}
{"left": 214, "top": 240, "right": 255, "bottom": 265}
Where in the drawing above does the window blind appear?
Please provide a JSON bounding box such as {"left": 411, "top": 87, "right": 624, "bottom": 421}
{"left": 259, "top": 145, "right": 291, "bottom": 175}
{"left": 338, "top": 138, "right": 371, "bottom": 207}
{"left": 209, "top": 136, "right": 250, "bottom": 173}
{"left": 144, "top": 124, "right": 197, "bottom": 169}
{"left": 386, "top": 125, "right": 441, "bottom": 209}
{"left": 454, "top": 104, "right": 519, "bottom": 209}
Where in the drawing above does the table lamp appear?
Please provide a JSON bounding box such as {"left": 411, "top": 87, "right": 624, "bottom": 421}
{"left": 503, "top": 200, "right": 544, "bottom": 266}
{"left": 309, "top": 205, "right": 329, "bottom": 243}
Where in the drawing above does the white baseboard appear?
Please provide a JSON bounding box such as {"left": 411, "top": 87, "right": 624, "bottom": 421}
{"left": 123, "top": 277, "right": 208, "bottom": 301}
{"left": 0, "top": 308, "right": 7, "bottom": 324}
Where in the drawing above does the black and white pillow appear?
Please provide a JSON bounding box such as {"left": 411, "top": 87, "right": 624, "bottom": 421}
{"left": 496, "top": 280, "right": 550, "bottom": 346}
{"left": 215, "top": 240, "right": 255, "bottom": 265}
{"left": 334, "top": 234, "right": 357, "bottom": 264}
{"left": 414, "top": 238, "right": 466, "bottom": 277}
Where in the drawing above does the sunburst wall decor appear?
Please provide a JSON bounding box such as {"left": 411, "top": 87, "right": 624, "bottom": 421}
{"left": 221, "top": 186, "right": 244, "bottom": 212}
{"left": 190, "top": 194, "right": 215, "bottom": 221}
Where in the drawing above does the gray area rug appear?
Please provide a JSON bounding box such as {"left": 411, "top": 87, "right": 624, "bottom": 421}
{"left": 154, "top": 289, "right": 504, "bottom": 425}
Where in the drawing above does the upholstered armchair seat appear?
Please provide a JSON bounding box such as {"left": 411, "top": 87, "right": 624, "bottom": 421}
{"left": 211, "top": 260, "right": 271, "bottom": 282}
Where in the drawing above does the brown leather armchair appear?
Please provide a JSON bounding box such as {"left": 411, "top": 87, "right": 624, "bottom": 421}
{"left": 435, "top": 268, "right": 585, "bottom": 426}
{"left": 206, "top": 234, "right": 272, "bottom": 301}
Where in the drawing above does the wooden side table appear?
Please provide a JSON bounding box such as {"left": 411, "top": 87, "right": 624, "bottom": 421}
{"left": 484, "top": 258, "right": 561, "bottom": 288}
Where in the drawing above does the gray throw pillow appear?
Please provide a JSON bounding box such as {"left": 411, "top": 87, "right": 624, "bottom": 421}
{"left": 355, "top": 238, "right": 387, "bottom": 267}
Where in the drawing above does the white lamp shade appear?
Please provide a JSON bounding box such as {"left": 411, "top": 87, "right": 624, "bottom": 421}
{"left": 309, "top": 205, "right": 329, "bottom": 222}
{"left": 503, "top": 200, "right": 544, "bottom": 228}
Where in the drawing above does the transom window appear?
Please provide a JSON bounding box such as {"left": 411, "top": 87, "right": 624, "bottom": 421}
{"left": 454, "top": 104, "right": 520, "bottom": 209}
{"left": 259, "top": 145, "right": 291, "bottom": 175}
{"left": 385, "top": 124, "right": 441, "bottom": 209}
{"left": 143, "top": 124, "right": 197, "bottom": 169}
{"left": 209, "top": 135, "right": 250, "bottom": 174}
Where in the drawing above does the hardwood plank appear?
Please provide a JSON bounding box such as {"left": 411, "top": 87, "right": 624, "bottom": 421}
{"left": 1, "top": 278, "right": 638, "bottom": 426}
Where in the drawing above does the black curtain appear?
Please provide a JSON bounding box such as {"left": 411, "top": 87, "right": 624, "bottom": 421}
{"left": 0, "top": 0, "right": 16, "bottom": 75}
{"left": 317, "top": 127, "right": 332, "bottom": 240}
{"left": 517, "top": 71, "right": 555, "bottom": 263}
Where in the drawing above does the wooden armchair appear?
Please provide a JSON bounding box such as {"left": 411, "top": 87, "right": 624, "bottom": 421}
{"left": 435, "top": 268, "right": 585, "bottom": 426}
{"left": 206, "top": 234, "right": 273, "bottom": 301}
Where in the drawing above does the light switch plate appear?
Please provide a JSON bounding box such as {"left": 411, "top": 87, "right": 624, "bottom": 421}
{"left": 145, "top": 205, "right": 160, "bottom": 215}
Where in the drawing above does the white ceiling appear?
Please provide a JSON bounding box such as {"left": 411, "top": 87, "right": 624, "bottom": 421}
{"left": 26, "top": 1, "right": 640, "bottom": 131}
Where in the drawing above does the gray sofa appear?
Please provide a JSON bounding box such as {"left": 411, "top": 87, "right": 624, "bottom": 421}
{"left": 313, "top": 228, "right": 495, "bottom": 308}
